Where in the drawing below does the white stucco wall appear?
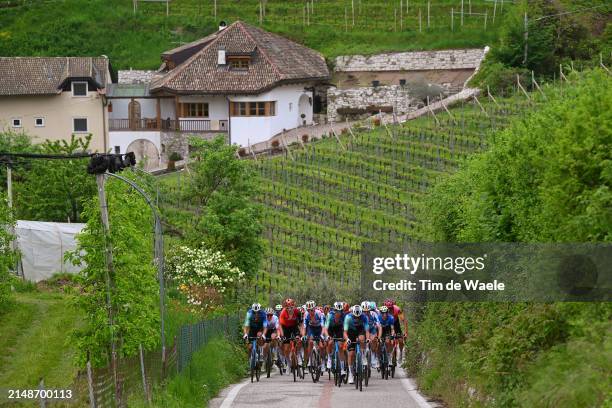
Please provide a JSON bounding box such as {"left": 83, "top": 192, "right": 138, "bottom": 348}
{"left": 109, "top": 98, "right": 175, "bottom": 120}
{"left": 229, "top": 83, "right": 313, "bottom": 146}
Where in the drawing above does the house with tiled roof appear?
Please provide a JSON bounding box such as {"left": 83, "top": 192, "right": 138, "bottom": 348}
{"left": 107, "top": 21, "right": 330, "bottom": 163}
{"left": 0, "top": 56, "right": 111, "bottom": 152}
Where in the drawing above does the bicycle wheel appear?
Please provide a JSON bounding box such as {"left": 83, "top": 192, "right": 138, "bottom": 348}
{"left": 291, "top": 353, "right": 297, "bottom": 382}
{"left": 314, "top": 349, "right": 321, "bottom": 382}
{"left": 266, "top": 349, "right": 273, "bottom": 378}
{"left": 250, "top": 348, "right": 256, "bottom": 383}
{"left": 356, "top": 352, "right": 363, "bottom": 392}
{"left": 255, "top": 348, "right": 262, "bottom": 382}
{"left": 364, "top": 349, "right": 370, "bottom": 387}
{"left": 343, "top": 350, "right": 349, "bottom": 384}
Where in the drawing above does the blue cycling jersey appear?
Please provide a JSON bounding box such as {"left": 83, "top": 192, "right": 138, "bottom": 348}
{"left": 343, "top": 313, "right": 369, "bottom": 332}
{"left": 378, "top": 314, "right": 395, "bottom": 327}
{"left": 244, "top": 309, "right": 267, "bottom": 329}
{"left": 304, "top": 309, "right": 325, "bottom": 327}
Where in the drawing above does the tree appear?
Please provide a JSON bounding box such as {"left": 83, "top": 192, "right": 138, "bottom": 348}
{"left": 70, "top": 171, "right": 160, "bottom": 366}
{"left": 0, "top": 193, "right": 17, "bottom": 313}
{"left": 15, "top": 134, "right": 96, "bottom": 222}
{"left": 183, "top": 136, "right": 264, "bottom": 278}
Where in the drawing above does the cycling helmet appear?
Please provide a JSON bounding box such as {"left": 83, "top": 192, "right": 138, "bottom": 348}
{"left": 284, "top": 298, "right": 295, "bottom": 308}
{"left": 352, "top": 305, "right": 363, "bottom": 317}
{"left": 275, "top": 304, "right": 283, "bottom": 311}
{"left": 380, "top": 305, "right": 389, "bottom": 313}
{"left": 343, "top": 302, "right": 350, "bottom": 313}
{"left": 384, "top": 298, "right": 394, "bottom": 308}
{"left": 251, "top": 303, "right": 261, "bottom": 312}
{"left": 361, "top": 301, "right": 371, "bottom": 311}
{"left": 265, "top": 307, "right": 274, "bottom": 315}
{"left": 333, "top": 301, "right": 343, "bottom": 311}
{"left": 306, "top": 300, "right": 316, "bottom": 310}
{"left": 370, "top": 301, "right": 377, "bottom": 310}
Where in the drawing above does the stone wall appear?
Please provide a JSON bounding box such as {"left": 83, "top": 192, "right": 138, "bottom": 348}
{"left": 118, "top": 70, "right": 156, "bottom": 84}
{"left": 160, "top": 131, "right": 227, "bottom": 161}
{"left": 327, "top": 85, "right": 421, "bottom": 123}
{"left": 334, "top": 48, "right": 487, "bottom": 72}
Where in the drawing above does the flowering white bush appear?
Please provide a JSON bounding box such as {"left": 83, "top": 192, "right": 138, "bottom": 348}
{"left": 168, "top": 245, "right": 245, "bottom": 310}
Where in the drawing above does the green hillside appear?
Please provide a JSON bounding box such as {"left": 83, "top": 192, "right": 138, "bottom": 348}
{"left": 0, "top": 0, "right": 510, "bottom": 69}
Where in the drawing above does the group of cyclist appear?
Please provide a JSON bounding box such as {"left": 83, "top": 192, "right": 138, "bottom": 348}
{"left": 243, "top": 298, "right": 407, "bottom": 384}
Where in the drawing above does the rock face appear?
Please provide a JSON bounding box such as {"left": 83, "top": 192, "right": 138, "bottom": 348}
{"left": 334, "top": 48, "right": 487, "bottom": 72}
{"left": 118, "top": 70, "right": 157, "bottom": 84}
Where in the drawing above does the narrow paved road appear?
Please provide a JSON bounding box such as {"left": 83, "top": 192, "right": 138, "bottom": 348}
{"left": 209, "top": 365, "right": 437, "bottom": 408}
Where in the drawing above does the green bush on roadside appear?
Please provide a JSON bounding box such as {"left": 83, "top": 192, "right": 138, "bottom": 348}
{"left": 129, "top": 337, "right": 247, "bottom": 408}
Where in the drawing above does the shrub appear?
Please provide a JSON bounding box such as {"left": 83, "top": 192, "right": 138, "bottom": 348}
{"left": 167, "top": 245, "right": 246, "bottom": 313}
{"left": 238, "top": 148, "right": 246, "bottom": 157}
{"left": 469, "top": 58, "right": 530, "bottom": 95}
{"left": 168, "top": 152, "right": 182, "bottom": 162}
{"left": 373, "top": 118, "right": 381, "bottom": 126}
{"left": 0, "top": 193, "right": 17, "bottom": 313}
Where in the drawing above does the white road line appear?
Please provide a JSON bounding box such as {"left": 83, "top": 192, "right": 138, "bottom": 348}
{"left": 397, "top": 367, "right": 436, "bottom": 408}
{"left": 219, "top": 378, "right": 250, "bottom": 408}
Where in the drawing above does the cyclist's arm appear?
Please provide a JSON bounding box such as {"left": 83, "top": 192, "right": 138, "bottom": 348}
{"left": 398, "top": 311, "right": 407, "bottom": 336}
{"left": 343, "top": 315, "right": 350, "bottom": 341}
{"left": 243, "top": 312, "right": 251, "bottom": 336}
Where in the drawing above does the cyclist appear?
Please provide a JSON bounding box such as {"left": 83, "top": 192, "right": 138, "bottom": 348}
{"left": 279, "top": 298, "right": 303, "bottom": 365}
{"left": 263, "top": 307, "right": 281, "bottom": 365}
{"left": 323, "top": 304, "right": 331, "bottom": 317}
{"left": 243, "top": 303, "right": 267, "bottom": 361}
{"left": 303, "top": 300, "right": 326, "bottom": 373}
{"left": 323, "top": 301, "right": 347, "bottom": 376}
{"left": 343, "top": 304, "right": 370, "bottom": 384}
{"left": 384, "top": 298, "right": 408, "bottom": 362}
{"left": 362, "top": 301, "right": 382, "bottom": 369}
{"left": 274, "top": 304, "right": 283, "bottom": 318}
{"left": 378, "top": 305, "right": 396, "bottom": 364}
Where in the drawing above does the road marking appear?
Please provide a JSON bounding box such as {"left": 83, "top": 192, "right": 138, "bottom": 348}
{"left": 318, "top": 374, "right": 334, "bottom": 408}
{"left": 219, "top": 378, "right": 250, "bottom": 408}
{"left": 397, "top": 367, "right": 435, "bottom": 408}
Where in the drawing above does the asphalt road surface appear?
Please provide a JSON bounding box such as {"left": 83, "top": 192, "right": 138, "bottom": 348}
{"left": 209, "top": 364, "right": 437, "bottom": 408}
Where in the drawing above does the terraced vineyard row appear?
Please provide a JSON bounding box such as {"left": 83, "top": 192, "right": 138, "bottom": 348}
{"left": 253, "top": 92, "right": 547, "bottom": 298}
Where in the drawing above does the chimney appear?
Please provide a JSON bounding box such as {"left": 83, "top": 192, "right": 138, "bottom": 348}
{"left": 218, "top": 47, "right": 226, "bottom": 65}
{"left": 219, "top": 21, "right": 227, "bottom": 31}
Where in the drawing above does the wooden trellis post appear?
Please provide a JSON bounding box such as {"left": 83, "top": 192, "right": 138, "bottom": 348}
{"left": 419, "top": 8, "right": 422, "bottom": 32}
{"left": 427, "top": 1, "right": 430, "bottom": 28}
{"left": 461, "top": 0, "right": 464, "bottom": 26}
{"left": 451, "top": 8, "right": 454, "bottom": 31}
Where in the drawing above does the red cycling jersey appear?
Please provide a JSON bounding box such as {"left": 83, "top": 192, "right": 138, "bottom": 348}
{"left": 390, "top": 304, "right": 402, "bottom": 319}
{"left": 279, "top": 308, "right": 302, "bottom": 327}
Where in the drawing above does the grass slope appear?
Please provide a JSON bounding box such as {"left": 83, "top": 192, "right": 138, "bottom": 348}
{"left": 0, "top": 0, "right": 510, "bottom": 69}
{"left": 0, "top": 291, "right": 84, "bottom": 406}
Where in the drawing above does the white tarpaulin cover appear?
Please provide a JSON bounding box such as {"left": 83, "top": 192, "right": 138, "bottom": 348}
{"left": 16, "top": 220, "right": 85, "bottom": 282}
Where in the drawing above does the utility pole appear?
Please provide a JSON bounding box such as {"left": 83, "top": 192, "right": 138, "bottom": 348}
{"left": 523, "top": 11, "right": 528, "bottom": 65}
{"left": 6, "top": 164, "right": 12, "bottom": 210}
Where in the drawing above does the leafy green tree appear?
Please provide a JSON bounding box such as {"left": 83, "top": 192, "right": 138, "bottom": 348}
{"left": 0, "top": 193, "right": 17, "bottom": 313}
{"left": 183, "top": 136, "right": 263, "bottom": 278}
{"left": 424, "top": 69, "right": 611, "bottom": 243}
{"left": 14, "top": 134, "right": 95, "bottom": 223}
{"left": 70, "top": 171, "right": 160, "bottom": 366}
{"left": 410, "top": 69, "right": 612, "bottom": 406}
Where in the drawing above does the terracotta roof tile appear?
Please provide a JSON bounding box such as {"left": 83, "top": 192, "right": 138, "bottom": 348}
{"left": 0, "top": 56, "right": 109, "bottom": 96}
{"left": 151, "top": 21, "right": 329, "bottom": 94}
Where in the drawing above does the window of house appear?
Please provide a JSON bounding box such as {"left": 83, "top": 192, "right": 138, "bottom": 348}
{"left": 11, "top": 118, "right": 22, "bottom": 128}
{"left": 114, "top": 146, "right": 121, "bottom": 154}
{"left": 228, "top": 57, "right": 250, "bottom": 70}
{"left": 230, "top": 101, "right": 276, "bottom": 117}
{"left": 73, "top": 118, "right": 88, "bottom": 133}
{"left": 180, "top": 103, "right": 209, "bottom": 117}
{"left": 72, "top": 81, "right": 88, "bottom": 97}
{"left": 34, "top": 117, "right": 45, "bottom": 127}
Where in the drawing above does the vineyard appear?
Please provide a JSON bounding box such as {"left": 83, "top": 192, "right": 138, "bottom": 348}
{"left": 159, "top": 81, "right": 560, "bottom": 301}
